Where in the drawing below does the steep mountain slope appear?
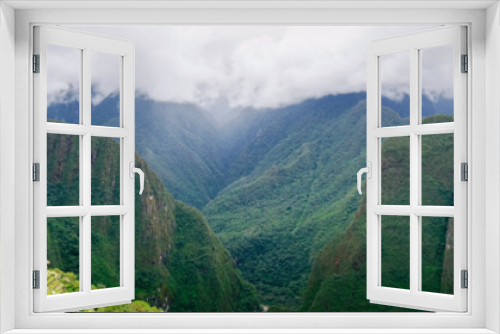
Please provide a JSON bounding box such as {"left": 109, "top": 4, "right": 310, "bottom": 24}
{"left": 47, "top": 92, "right": 451, "bottom": 212}
{"left": 48, "top": 95, "right": 226, "bottom": 209}
{"left": 300, "top": 115, "right": 454, "bottom": 312}
{"left": 46, "top": 133, "right": 260, "bottom": 312}
{"left": 134, "top": 97, "right": 227, "bottom": 209}
{"left": 203, "top": 94, "right": 404, "bottom": 307}
{"left": 220, "top": 93, "right": 370, "bottom": 186}
{"left": 48, "top": 92, "right": 453, "bottom": 310}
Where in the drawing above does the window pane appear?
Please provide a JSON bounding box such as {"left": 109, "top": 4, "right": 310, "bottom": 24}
{"left": 381, "top": 136, "right": 410, "bottom": 205}
{"left": 381, "top": 215, "right": 410, "bottom": 290}
{"left": 47, "top": 44, "right": 81, "bottom": 124}
{"left": 91, "top": 52, "right": 121, "bottom": 127}
{"left": 421, "top": 217, "right": 454, "bottom": 295}
{"left": 421, "top": 133, "right": 454, "bottom": 206}
{"left": 47, "top": 217, "right": 80, "bottom": 295}
{"left": 380, "top": 51, "right": 410, "bottom": 127}
{"left": 47, "top": 133, "right": 80, "bottom": 206}
{"left": 91, "top": 215, "right": 121, "bottom": 289}
{"left": 421, "top": 45, "right": 454, "bottom": 124}
{"left": 91, "top": 137, "right": 121, "bottom": 206}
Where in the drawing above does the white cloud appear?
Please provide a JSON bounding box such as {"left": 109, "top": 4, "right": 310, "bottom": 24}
{"left": 91, "top": 51, "right": 121, "bottom": 105}
{"left": 47, "top": 44, "right": 80, "bottom": 105}
{"left": 49, "top": 25, "right": 449, "bottom": 110}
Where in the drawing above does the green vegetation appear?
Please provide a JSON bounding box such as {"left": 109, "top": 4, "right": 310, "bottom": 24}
{"left": 168, "top": 201, "right": 260, "bottom": 312}
{"left": 47, "top": 268, "right": 162, "bottom": 312}
{"left": 49, "top": 96, "right": 227, "bottom": 210}
{"left": 47, "top": 268, "right": 81, "bottom": 295}
{"left": 83, "top": 300, "right": 163, "bottom": 313}
{"left": 132, "top": 97, "right": 227, "bottom": 209}
{"left": 46, "top": 133, "right": 260, "bottom": 312}
{"left": 46, "top": 133, "right": 80, "bottom": 206}
{"left": 48, "top": 93, "right": 376, "bottom": 309}
{"left": 299, "top": 115, "right": 454, "bottom": 311}
{"left": 48, "top": 93, "right": 454, "bottom": 312}
{"left": 91, "top": 216, "right": 121, "bottom": 289}
{"left": 204, "top": 94, "right": 404, "bottom": 307}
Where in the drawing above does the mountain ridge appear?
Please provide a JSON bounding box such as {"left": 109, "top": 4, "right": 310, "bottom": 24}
{"left": 46, "top": 133, "right": 261, "bottom": 312}
{"left": 300, "top": 115, "right": 455, "bottom": 312}
{"left": 48, "top": 91, "right": 454, "bottom": 310}
{"left": 47, "top": 91, "right": 452, "bottom": 210}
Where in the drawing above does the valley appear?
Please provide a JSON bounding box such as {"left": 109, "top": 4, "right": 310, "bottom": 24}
{"left": 300, "top": 115, "right": 454, "bottom": 311}
{"left": 47, "top": 91, "right": 453, "bottom": 311}
{"left": 47, "top": 133, "right": 260, "bottom": 312}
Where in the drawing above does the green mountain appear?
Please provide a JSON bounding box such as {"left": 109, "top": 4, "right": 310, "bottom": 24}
{"left": 134, "top": 97, "right": 227, "bottom": 209}
{"left": 300, "top": 115, "right": 454, "bottom": 312}
{"left": 46, "top": 133, "right": 260, "bottom": 312}
{"left": 48, "top": 93, "right": 451, "bottom": 213}
{"left": 203, "top": 94, "right": 396, "bottom": 308}
{"left": 48, "top": 92, "right": 453, "bottom": 311}
{"left": 48, "top": 95, "right": 227, "bottom": 210}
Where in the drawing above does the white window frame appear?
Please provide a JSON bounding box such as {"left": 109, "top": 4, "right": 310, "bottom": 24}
{"left": 1, "top": 2, "right": 499, "bottom": 333}
{"left": 32, "top": 25, "right": 136, "bottom": 312}
{"left": 366, "top": 26, "right": 468, "bottom": 312}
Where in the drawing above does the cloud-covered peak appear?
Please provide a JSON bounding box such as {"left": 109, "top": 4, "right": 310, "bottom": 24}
{"left": 49, "top": 25, "right": 450, "bottom": 112}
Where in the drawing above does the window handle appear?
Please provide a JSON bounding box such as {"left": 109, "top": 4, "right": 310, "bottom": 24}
{"left": 129, "top": 162, "right": 145, "bottom": 195}
{"left": 357, "top": 162, "right": 371, "bottom": 195}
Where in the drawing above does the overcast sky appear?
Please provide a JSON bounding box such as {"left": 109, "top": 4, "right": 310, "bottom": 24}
{"left": 48, "top": 25, "right": 453, "bottom": 110}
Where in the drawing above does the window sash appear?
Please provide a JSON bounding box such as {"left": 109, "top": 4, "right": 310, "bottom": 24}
{"left": 366, "top": 26, "right": 468, "bottom": 312}
{"left": 33, "top": 26, "right": 136, "bottom": 313}
{"left": 10, "top": 7, "right": 488, "bottom": 331}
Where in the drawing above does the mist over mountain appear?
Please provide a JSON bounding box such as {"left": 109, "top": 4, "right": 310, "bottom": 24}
{"left": 48, "top": 91, "right": 453, "bottom": 309}
{"left": 49, "top": 93, "right": 227, "bottom": 209}
{"left": 47, "top": 90, "right": 452, "bottom": 209}
{"left": 204, "top": 93, "right": 370, "bottom": 306}
{"left": 381, "top": 93, "right": 453, "bottom": 120}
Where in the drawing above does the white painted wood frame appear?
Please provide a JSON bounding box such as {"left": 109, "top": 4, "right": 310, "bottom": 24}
{"left": 32, "top": 26, "right": 135, "bottom": 312}
{"left": 366, "top": 26, "right": 467, "bottom": 312}
{"left": 6, "top": 5, "right": 491, "bottom": 333}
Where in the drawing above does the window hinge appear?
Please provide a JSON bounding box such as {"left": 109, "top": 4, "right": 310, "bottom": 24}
{"left": 33, "top": 54, "right": 40, "bottom": 73}
{"left": 461, "top": 54, "right": 468, "bottom": 73}
{"left": 33, "top": 270, "right": 40, "bottom": 289}
{"left": 33, "top": 163, "right": 40, "bottom": 182}
{"left": 461, "top": 162, "right": 468, "bottom": 182}
{"left": 461, "top": 270, "right": 468, "bottom": 289}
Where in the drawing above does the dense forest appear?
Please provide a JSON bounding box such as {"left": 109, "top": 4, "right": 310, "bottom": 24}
{"left": 47, "top": 133, "right": 260, "bottom": 312}
{"left": 300, "top": 115, "right": 454, "bottom": 311}
{"left": 47, "top": 92, "right": 454, "bottom": 312}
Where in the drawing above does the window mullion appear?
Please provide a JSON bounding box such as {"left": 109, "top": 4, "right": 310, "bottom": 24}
{"left": 82, "top": 47, "right": 92, "bottom": 294}
{"left": 82, "top": 214, "right": 91, "bottom": 294}
{"left": 409, "top": 47, "right": 420, "bottom": 294}
{"left": 78, "top": 48, "right": 84, "bottom": 293}
{"left": 122, "top": 53, "right": 135, "bottom": 293}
